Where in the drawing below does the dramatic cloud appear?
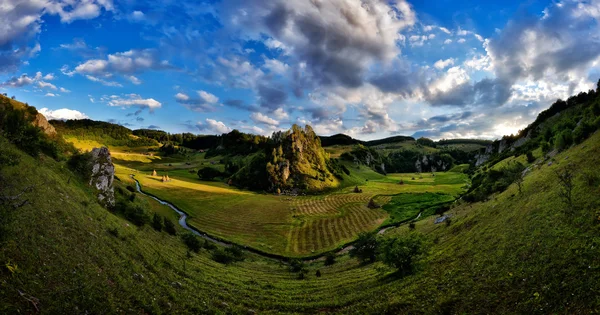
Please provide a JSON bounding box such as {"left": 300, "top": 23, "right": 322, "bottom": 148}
{"left": 0, "top": 0, "right": 113, "bottom": 72}
{"left": 221, "top": 0, "right": 416, "bottom": 89}
{"left": 39, "top": 108, "right": 88, "bottom": 120}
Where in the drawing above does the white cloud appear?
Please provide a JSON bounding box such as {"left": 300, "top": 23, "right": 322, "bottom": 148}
{"left": 444, "top": 39, "right": 452, "bottom": 44}
{"left": 272, "top": 108, "right": 289, "bottom": 120}
{"left": 250, "top": 112, "right": 279, "bottom": 126}
{"left": 85, "top": 75, "right": 122, "bottom": 87}
{"left": 131, "top": 10, "right": 145, "bottom": 21}
{"left": 59, "top": 87, "right": 70, "bottom": 93}
{"left": 38, "top": 81, "right": 57, "bottom": 90}
{"left": 198, "top": 90, "right": 218, "bottom": 103}
{"left": 175, "top": 93, "right": 189, "bottom": 101}
{"left": 39, "top": 108, "right": 88, "bottom": 120}
{"left": 434, "top": 58, "right": 455, "bottom": 70}
{"left": 263, "top": 58, "right": 289, "bottom": 74}
{"left": 126, "top": 75, "right": 142, "bottom": 85}
{"left": 44, "top": 93, "right": 57, "bottom": 97}
{"left": 108, "top": 94, "right": 162, "bottom": 111}
{"left": 457, "top": 38, "right": 466, "bottom": 44}
{"left": 198, "top": 119, "right": 231, "bottom": 134}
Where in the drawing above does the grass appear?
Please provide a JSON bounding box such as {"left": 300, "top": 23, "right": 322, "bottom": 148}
{"left": 1, "top": 131, "right": 599, "bottom": 313}
{"left": 65, "top": 135, "right": 468, "bottom": 257}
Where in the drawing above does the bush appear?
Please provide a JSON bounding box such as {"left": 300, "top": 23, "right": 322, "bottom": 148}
{"left": 582, "top": 171, "right": 600, "bottom": 187}
{"left": 349, "top": 232, "right": 379, "bottom": 263}
{"left": 152, "top": 213, "right": 163, "bottom": 232}
{"left": 197, "top": 167, "right": 223, "bottom": 181}
{"left": 163, "top": 217, "right": 177, "bottom": 235}
{"left": 526, "top": 151, "right": 535, "bottom": 163}
{"left": 324, "top": 252, "right": 336, "bottom": 266}
{"left": 379, "top": 234, "right": 427, "bottom": 276}
{"left": 289, "top": 259, "right": 306, "bottom": 273}
{"left": 211, "top": 246, "right": 245, "bottom": 264}
{"left": 181, "top": 232, "right": 202, "bottom": 253}
{"left": 203, "top": 240, "right": 217, "bottom": 250}
{"left": 113, "top": 200, "right": 150, "bottom": 226}
{"left": 67, "top": 151, "right": 93, "bottom": 181}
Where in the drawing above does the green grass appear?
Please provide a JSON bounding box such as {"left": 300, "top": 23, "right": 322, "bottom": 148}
{"left": 1, "top": 131, "right": 600, "bottom": 313}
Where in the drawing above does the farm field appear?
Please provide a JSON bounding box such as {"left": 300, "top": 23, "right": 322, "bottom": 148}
{"left": 111, "top": 151, "right": 467, "bottom": 256}
{"left": 67, "top": 136, "right": 468, "bottom": 257}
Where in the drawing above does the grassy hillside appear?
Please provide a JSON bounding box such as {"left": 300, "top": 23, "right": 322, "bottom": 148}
{"left": 1, "top": 129, "right": 599, "bottom": 314}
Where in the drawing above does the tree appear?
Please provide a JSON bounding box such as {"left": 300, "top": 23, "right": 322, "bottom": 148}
{"left": 526, "top": 151, "right": 535, "bottom": 163}
{"left": 349, "top": 232, "right": 379, "bottom": 263}
{"left": 197, "top": 167, "right": 223, "bottom": 181}
{"left": 163, "top": 217, "right": 177, "bottom": 235}
{"left": 181, "top": 232, "right": 202, "bottom": 253}
{"left": 324, "top": 252, "right": 336, "bottom": 266}
{"left": 379, "top": 234, "right": 427, "bottom": 275}
{"left": 555, "top": 166, "right": 575, "bottom": 212}
{"left": 554, "top": 130, "right": 573, "bottom": 151}
{"left": 505, "top": 162, "right": 525, "bottom": 195}
{"left": 152, "top": 213, "right": 163, "bottom": 232}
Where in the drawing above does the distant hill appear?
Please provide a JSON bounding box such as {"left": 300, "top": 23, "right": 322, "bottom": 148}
{"left": 319, "top": 133, "right": 365, "bottom": 147}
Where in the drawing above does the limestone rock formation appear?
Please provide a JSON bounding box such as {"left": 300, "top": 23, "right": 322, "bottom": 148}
{"left": 33, "top": 112, "right": 56, "bottom": 136}
{"left": 89, "top": 147, "right": 115, "bottom": 208}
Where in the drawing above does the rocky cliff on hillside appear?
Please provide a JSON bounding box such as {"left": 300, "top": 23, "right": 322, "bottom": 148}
{"left": 34, "top": 112, "right": 56, "bottom": 136}
{"left": 474, "top": 129, "right": 535, "bottom": 166}
{"left": 89, "top": 147, "right": 115, "bottom": 208}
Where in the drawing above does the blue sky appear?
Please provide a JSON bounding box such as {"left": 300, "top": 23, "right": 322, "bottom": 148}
{"left": 1, "top": 0, "right": 600, "bottom": 140}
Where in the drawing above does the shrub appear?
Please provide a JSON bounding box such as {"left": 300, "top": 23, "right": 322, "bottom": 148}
{"left": 324, "top": 252, "right": 336, "bottom": 266}
{"left": 114, "top": 200, "right": 150, "bottom": 226}
{"left": 211, "top": 246, "right": 245, "bottom": 264}
{"left": 197, "top": 167, "right": 223, "bottom": 181}
{"left": 67, "top": 151, "right": 93, "bottom": 181}
{"left": 126, "top": 185, "right": 135, "bottom": 192}
{"left": 181, "top": 232, "right": 202, "bottom": 253}
{"left": 315, "top": 270, "right": 322, "bottom": 277}
{"left": 107, "top": 227, "right": 120, "bottom": 238}
{"left": 409, "top": 222, "right": 416, "bottom": 230}
{"left": 152, "top": 213, "right": 163, "bottom": 232}
{"left": 526, "top": 151, "right": 535, "bottom": 163}
{"left": 379, "top": 234, "right": 427, "bottom": 276}
{"left": 203, "top": 240, "right": 217, "bottom": 250}
{"left": 581, "top": 171, "right": 600, "bottom": 187}
{"left": 163, "top": 217, "right": 177, "bottom": 235}
{"left": 289, "top": 259, "right": 305, "bottom": 273}
{"left": 555, "top": 166, "right": 576, "bottom": 212}
{"left": 349, "top": 232, "right": 379, "bottom": 263}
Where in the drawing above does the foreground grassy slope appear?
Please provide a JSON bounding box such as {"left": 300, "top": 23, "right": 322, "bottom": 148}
{"left": 2, "top": 131, "right": 599, "bottom": 313}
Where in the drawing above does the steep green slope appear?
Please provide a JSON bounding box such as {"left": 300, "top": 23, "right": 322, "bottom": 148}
{"left": 1, "top": 128, "right": 599, "bottom": 314}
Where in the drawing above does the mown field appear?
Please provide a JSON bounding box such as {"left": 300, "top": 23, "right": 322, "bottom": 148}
{"left": 68, "top": 136, "right": 469, "bottom": 257}
{"left": 111, "top": 152, "right": 467, "bottom": 256}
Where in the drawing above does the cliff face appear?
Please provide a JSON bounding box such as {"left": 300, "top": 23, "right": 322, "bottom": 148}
{"left": 33, "top": 112, "right": 56, "bottom": 136}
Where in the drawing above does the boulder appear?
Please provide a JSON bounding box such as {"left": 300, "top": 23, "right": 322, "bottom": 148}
{"left": 89, "top": 147, "right": 115, "bottom": 208}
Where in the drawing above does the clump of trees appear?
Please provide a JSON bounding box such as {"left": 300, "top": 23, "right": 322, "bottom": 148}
{"left": 464, "top": 162, "right": 526, "bottom": 202}
{"left": 350, "top": 231, "right": 428, "bottom": 275}
{"left": 197, "top": 167, "right": 223, "bottom": 181}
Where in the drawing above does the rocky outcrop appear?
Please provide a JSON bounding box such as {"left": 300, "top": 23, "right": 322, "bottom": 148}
{"left": 33, "top": 112, "right": 56, "bottom": 136}
{"left": 89, "top": 147, "right": 115, "bottom": 208}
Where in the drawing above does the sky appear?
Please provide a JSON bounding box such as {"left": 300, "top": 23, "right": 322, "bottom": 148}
{"left": 1, "top": 0, "right": 600, "bottom": 140}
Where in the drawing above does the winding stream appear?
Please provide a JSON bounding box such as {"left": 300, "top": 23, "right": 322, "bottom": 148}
{"left": 131, "top": 175, "right": 422, "bottom": 262}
